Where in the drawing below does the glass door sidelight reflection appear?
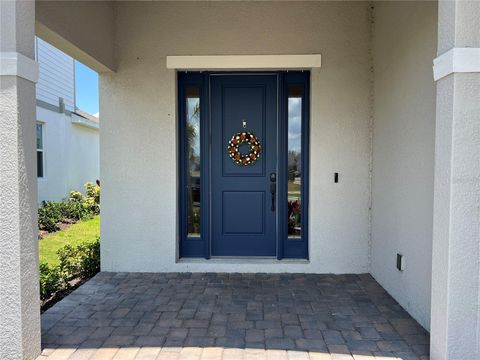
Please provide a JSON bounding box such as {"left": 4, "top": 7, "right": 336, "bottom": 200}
{"left": 287, "top": 85, "right": 303, "bottom": 239}
{"left": 179, "top": 72, "right": 209, "bottom": 258}
{"left": 185, "top": 87, "right": 201, "bottom": 237}
{"left": 280, "top": 72, "right": 309, "bottom": 259}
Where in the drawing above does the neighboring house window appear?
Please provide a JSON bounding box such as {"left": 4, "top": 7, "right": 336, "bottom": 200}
{"left": 36, "top": 123, "right": 44, "bottom": 178}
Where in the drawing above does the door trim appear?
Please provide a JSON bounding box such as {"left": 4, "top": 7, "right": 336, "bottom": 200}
{"left": 167, "top": 54, "right": 322, "bottom": 70}
{"left": 178, "top": 71, "right": 309, "bottom": 260}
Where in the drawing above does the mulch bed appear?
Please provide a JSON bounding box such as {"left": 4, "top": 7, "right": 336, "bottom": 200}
{"left": 40, "top": 276, "right": 92, "bottom": 313}
{"left": 38, "top": 219, "right": 77, "bottom": 239}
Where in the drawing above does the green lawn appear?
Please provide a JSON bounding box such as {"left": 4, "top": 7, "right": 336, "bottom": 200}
{"left": 39, "top": 216, "right": 100, "bottom": 266}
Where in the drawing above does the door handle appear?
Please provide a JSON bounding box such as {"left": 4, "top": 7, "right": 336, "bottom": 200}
{"left": 270, "top": 172, "right": 276, "bottom": 212}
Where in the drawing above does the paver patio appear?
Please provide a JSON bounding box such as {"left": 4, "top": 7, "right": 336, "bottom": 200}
{"left": 38, "top": 273, "right": 430, "bottom": 360}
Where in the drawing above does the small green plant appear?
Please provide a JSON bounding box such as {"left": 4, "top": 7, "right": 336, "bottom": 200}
{"left": 85, "top": 182, "right": 100, "bottom": 203}
{"left": 69, "top": 191, "right": 83, "bottom": 202}
{"left": 84, "top": 182, "right": 100, "bottom": 215}
{"left": 63, "top": 197, "right": 87, "bottom": 221}
{"left": 78, "top": 239, "right": 100, "bottom": 278}
{"left": 39, "top": 262, "right": 61, "bottom": 301}
{"left": 57, "top": 237, "right": 100, "bottom": 282}
{"left": 38, "top": 201, "right": 64, "bottom": 232}
{"left": 38, "top": 183, "right": 101, "bottom": 233}
{"left": 57, "top": 244, "right": 79, "bottom": 282}
{"left": 40, "top": 237, "right": 100, "bottom": 302}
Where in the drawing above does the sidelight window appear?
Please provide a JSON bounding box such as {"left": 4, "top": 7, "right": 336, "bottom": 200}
{"left": 287, "top": 85, "right": 303, "bottom": 238}
{"left": 185, "top": 86, "right": 201, "bottom": 237}
{"left": 282, "top": 72, "right": 309, "bottom": 259}
{"left": 37, "top": 123, "right": 44, "bottom": 178}
{"left": 179, "top": 72, "right": 208, "bottom": 258}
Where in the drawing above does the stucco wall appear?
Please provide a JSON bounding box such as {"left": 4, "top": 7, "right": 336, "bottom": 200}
{"left": 101, "top": 1, "right": 372, "bottom": 273}
{"left": 37, "top": 106, "right": 100, "bottom": 202}
{"left": 0, "top": 2, "right": 40, "bottom": 357}
{"left": 430, "top": 2, "right": 480, "bottom": 357}
{"left": 371, "top": 2, "right": 437, "bottom": 330}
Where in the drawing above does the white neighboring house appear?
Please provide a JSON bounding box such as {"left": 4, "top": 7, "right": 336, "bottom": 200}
{"left": 35, "top": 37, "right": 100, "bottom": 203}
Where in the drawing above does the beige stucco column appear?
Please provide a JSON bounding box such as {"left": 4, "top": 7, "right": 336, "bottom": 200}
{"left": 0, "top": 0, "right": 41, "bottom": 359}
{"left": 431, "top": 1, "right": 480, "bottom": 359}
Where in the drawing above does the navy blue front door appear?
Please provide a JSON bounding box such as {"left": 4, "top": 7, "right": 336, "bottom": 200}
{"left": 211, "top": 75, "right": 278, "bottom": 256}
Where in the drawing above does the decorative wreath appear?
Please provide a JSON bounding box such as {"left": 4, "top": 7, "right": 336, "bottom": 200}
{"left": 227, "top": 131, "right": 262, "bottom": 166}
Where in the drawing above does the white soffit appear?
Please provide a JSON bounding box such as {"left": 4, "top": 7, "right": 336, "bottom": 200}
{"left": 0, "top": 52, "right": 39, "bottom": 83}
{"left": 433, "top": 48, "right": 480, "bottom": 81}
{"left": 166, "top": 54, "right": 322, "bottom": 70}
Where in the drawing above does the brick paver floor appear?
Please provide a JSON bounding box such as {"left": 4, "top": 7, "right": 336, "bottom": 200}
{"left": 38, "top": 272, "right": 430, "bottom": 360}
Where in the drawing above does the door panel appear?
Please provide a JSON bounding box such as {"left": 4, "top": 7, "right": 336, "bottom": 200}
{"left": 221, "top": 86, "right": 266, "bottom": 177}
{"left": 211, "top": 75, "right": 278, "bottom": 256}
{"left": 222, "top": 191, "right": 265, "bottom": 234}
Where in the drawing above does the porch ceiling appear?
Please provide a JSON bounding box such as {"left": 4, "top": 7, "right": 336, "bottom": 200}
{"left": 39, "top": 273, "right": 429, "bottom": 359}
{"left": 35, "top": 0, "right": 115, "bottom": 72}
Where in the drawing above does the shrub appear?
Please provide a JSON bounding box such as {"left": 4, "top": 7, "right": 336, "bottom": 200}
{"left": 39, "top": 262, "right": 61, "bottom": 301}
{"left": 38, "top": 201, "right": 64, "bottom": 232}
{"left": 69, "top": 191, "right": 83, "bottom": 202}
{"left": 78, "top": 239, "right": 100, "bottom": 278}
{"left": 56, "top": 244, "right": 79, "bottom": 282}
{"left": 40, "top": 237, "right": 101, "bottom": 302}
{"left": 38, "top": 183, "right": 101, "bottom": 232}
{"left": 62, "top": 197, "right": 87, "bottom": 221}
{"left": 85, "top": 182, "right": 100, "bottom": 204}
{"left": 84, "top": 182, "right": 100, "bottom": 215}
{"left": 58, "top": 237, "right": 100, "bottom": 282}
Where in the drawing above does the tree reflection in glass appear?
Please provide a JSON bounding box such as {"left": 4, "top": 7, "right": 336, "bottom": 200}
{"left": 288, "top": 86, "right": 302, "bottom": 238}
{"left": 186, "top": 87, "right": 201, "bottom": 237}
